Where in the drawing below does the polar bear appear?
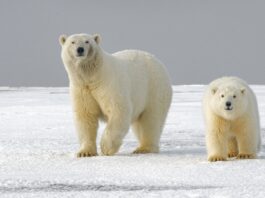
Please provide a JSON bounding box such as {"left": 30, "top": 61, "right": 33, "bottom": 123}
{"left": 59, "top": 33, "right": 172, "bottom": 157}
{"left": 203, "top": 76, "right": 261, "bottom": 162}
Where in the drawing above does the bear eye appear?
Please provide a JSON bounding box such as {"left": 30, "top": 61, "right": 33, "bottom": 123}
{"left": 85, "top": 40, "right": 89, "bottom": 44}
{"left": 71, "top": 41, "right": 75, "bottom": 44}
{"left": 221, "top": 94, "right": 224, "bottom": 98}
{"left": 233, "top": 95, "right": 236, "bottom": 98}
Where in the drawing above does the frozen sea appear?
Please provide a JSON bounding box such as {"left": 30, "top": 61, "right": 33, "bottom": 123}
{"left": 0, "top": 85, "right": 265, "bottom": 198}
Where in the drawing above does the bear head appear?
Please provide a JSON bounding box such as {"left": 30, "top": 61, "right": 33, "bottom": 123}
{"left": 59, "top": 33, "right": 101, "bottom": 68}
{"left": 209, "top": 84, "right": 248, "bottom": 120}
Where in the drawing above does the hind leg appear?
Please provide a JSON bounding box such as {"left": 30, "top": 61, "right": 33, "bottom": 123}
{"left": 132, "top": 110, "right": 166, "bottom": 154}
{"left": 132, "top": 77, "right": 172, "bottom": 154}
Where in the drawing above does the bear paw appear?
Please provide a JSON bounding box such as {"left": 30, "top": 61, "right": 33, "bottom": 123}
{"left": 100, "top": 137, "right": 121, "bottom": 156}
{"left": 77, "top": 149, "right": 97, "bottom": 158}
{"left": 132, "top": 146, "right": 159, "bottom": 154}
{"left": 237, "top": 153, "right": 256, "bottom": 159}
{"left": 208, "top": 155, "right": 226, "bottom": 162}
{"left": 228, "top": 152, "right": 238, "bottom": 158}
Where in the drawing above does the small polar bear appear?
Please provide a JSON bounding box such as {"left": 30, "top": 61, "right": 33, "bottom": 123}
{"left": 203, "top": 76, "right": 261, "bottom": 162}
{"left": 59, "top": 33, "right": 172, "bottom": 157}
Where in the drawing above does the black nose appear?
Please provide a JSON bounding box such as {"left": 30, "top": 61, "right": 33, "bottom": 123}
{"left": 226, "top": 101, "right": 232, "bottom": 107}
{"left": 77, "top": 47, "right": 84, "bottom": 54}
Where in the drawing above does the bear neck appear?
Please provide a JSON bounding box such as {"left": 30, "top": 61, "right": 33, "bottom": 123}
{"left": 68, "top": 48, "right": 107, "bottom": 90}
{"left": 215, "top": 111, "right": 246, "bottom": 125}
{"left": 78, "top": 51, "right": 102, "bottom": 75}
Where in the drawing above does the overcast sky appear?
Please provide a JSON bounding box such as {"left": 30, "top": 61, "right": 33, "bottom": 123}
{"left": 0, "top": 0, "right": 265, "bottom": 86}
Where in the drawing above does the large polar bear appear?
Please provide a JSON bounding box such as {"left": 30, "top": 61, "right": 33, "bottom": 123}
{"left": 59, "top": 33, "right": 172, "bottom": 157}
{"left": 203, "top": 76, "right": 261, "bottom": 162}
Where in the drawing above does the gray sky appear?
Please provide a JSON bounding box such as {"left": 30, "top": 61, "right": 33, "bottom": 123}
{"left": 0, "top": 0, "right": 265, "bottom": 86}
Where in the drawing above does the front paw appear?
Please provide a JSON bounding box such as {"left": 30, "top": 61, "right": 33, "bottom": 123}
{"left": 100, "top": 136, "right": 121, "bottom": 156}
{"left": 208, "top": 155, "right": 226, "bottom": 162}
{"left": 237, "top": 153, "right": 256, "bottom": 159}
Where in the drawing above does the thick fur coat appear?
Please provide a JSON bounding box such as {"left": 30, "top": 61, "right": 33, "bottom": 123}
{"left": 60, "top": 33, "right": 172, "bottom": 157}
{"left": 203, "top": 76, "right": 261, "bottom": 161}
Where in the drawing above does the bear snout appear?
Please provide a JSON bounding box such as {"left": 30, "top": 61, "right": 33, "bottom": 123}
{"left": 77, "top": 47, "right": 84, "bottom": 56}
{"left": 225, "top": 101, "right": 233, "bottom": 110}
{"left": 226, "top": 101, "right": 232, "bottom": 107}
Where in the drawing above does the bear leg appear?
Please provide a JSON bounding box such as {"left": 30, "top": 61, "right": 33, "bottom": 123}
{"left": 227, "top": 137, "right": 238, "bottom": 158}
{"left": 75, "top": 116, "right": 98, "bottom": 158}
{"left": 236, "top": 127, "right": 258, "bottom": 159}
{"left": 132, "top": 110, "right": 166, "bottom": 154}
{"left": 206, "top": 129, "right": 228, "bottom": 162}
{"left": 100, "top": 115, "right": 130, "bottom": 156}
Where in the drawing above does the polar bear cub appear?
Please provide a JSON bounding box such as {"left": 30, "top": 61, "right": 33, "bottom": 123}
{"left": 203, "top": 76, "right": 261, "bottom": 162}
{"left": 59, "top": 33, "right": 172, "bottom": 157}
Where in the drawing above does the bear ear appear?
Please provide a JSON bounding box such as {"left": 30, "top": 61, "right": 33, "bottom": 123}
{"left": 211, "top": 87, "right": 217, "bottom": 95}
{"left": 93, "top": 34, "right": 101, "bottom": 44}
{"left": 59, "top": 35, "right": 67, "bottom": 46}
{"left": 241, "top": 87, "right": 246, "bottom": 94}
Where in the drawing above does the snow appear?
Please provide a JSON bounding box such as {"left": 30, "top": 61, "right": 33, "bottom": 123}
{"left": 0, "top": 86, "right": 265, "bottom": 197}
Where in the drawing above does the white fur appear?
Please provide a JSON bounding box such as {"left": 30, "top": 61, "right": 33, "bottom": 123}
{"left": 59, "top": 33, "right": 172, "bottom": 157}
{"left": 203, "top": 76, "right": 261, "bottom": 161}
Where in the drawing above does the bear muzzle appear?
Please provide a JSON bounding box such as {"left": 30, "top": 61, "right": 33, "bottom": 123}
{"left": 225, "top": 101, "right": 233, "bottom": 111}
{"left": 76, "top": 47, "right": 85, "bottom": 57}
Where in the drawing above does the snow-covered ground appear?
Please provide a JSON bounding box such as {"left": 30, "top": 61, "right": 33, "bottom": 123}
{"left": 0, "top": 85, "right": 265, "bottom": 198}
